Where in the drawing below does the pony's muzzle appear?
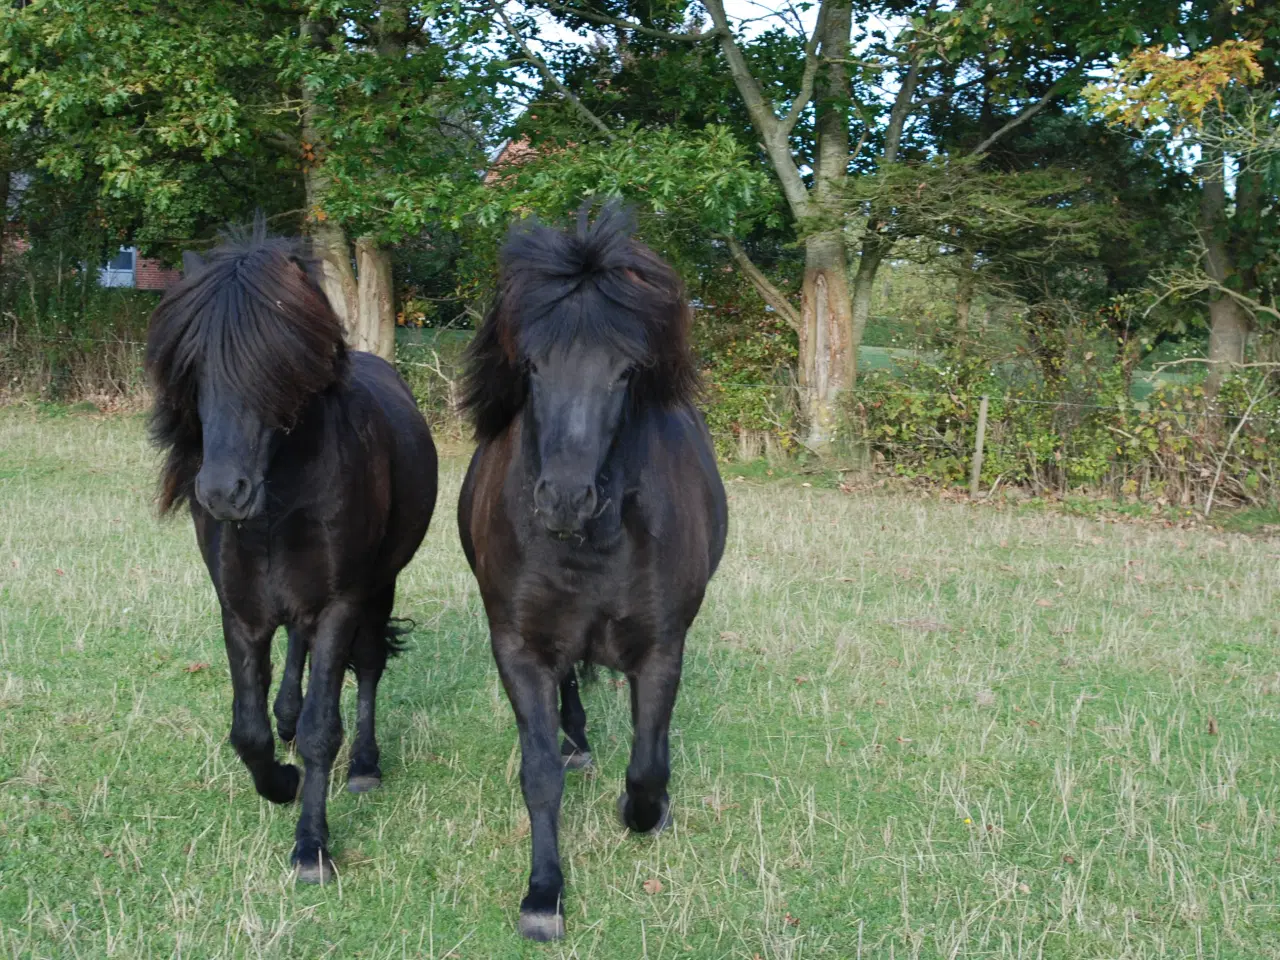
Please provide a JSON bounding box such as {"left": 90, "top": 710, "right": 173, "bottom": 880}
{"left": 195, "top": 465, "right": 259, "bottom": 521}
{"left": 533, "top": 476, "right": 597, "bottom": 535}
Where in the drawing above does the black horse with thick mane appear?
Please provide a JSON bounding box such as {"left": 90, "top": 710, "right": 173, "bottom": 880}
{"left": 458, "top": 204, "right": 728, "bottom": 940}
{"left": 146, "top": 226, "right": 437, "bottom": 883}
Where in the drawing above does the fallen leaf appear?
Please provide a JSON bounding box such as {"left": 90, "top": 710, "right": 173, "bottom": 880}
{"left": 1063, "top": 854, "right": 1076, "bottom": 865}
{"left": 794, "top": 676, "right": 809, "bottom": 685}
{"left": 783, "top": 912, "right": 800, "bottom": 927}
{"left": 1017, "top": 882, "right": 1031, "bottom": 894}
{"left": 184, "top": 662, "right": 210, "bottom": 674}
{"left": 643, "top": 878, "right": 663, "bottom": 895}
{"left": 702, "top": 796, "right": 738, "bottom": 815}
{"left": 1035, "top": 599, "right": 1054, "bottom": 608}
{"left": 719, "top": 631, "right": 741, "bottom": 642}
{"left": 976, "top": 689, "right": 997, "bottom": 708}
{"left": 1208, "top": 716, "right": 1219, "bottom": 735}
{"left": 891, "top": 618, "right": 949, "bottom": 632}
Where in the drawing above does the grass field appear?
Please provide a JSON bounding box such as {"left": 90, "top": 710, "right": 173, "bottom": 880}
{"left": 2, "top": 409, "right": 1279, "bottom": 959}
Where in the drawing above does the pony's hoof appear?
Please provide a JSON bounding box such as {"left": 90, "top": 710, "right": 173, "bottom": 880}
{"left": 277, "top": 724, "right": 296, "bottom": 745}
{"left": 347, "top": 774, "right": 382, "bottom": 794}
{"left": 293, "top": 851, "right": 335, "bottom": 885}
{"left": 518, "top": 910, "right": 566, "bottom": 941}
{"left": 617, "top": 793, "right": 671, "bottom": 835}
{"left": 259, "top": 763, "right": 301, "bottom": 805}
{"left": 563, "top": 750, "right": 593, "bottom": 770}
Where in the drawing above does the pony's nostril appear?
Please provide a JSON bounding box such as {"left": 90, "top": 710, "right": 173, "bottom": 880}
{"left": 533, "top": 478, "right": 552, "bottom": 510}
{"left": 574, "top": 485, "right": 597, "bottom": 517}
{"left": 229, "top": 477, "right": 251, "bottom": 508}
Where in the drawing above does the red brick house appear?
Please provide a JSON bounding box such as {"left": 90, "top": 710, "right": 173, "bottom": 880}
{"left": 98, "top": 247, "right": 182, "bottom": 290}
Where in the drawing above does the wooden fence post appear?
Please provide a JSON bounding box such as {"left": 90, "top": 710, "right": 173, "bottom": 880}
{"left": 969, "top": 395, "right": 989, "bottom": 500}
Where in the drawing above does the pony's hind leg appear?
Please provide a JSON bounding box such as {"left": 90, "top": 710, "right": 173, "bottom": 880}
{"left": 292, "top": 601, "right": 360, "bottom": 884}
{"left": 494, "top": 630, "right": 566, "bottom": 941}
{"left": 617, "top": 644, "right": 682, "bottom": 835}
{"left": 558, "top": 667, "right": 592, "bottom": 769}
{"left": 222, "top": 611, "right": 300, "bottom": 806}
{"left": 273, "top": 625, "right": 308, "bottom": 744}
{"left": 348, "top": 585, "right": 396, "bottom": 793}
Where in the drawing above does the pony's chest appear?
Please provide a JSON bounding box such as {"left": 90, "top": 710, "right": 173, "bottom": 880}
{"left": 198, "top": 509, "right": 363, "bottom": 621}
{"left": 511, "top": 545, "right": 655, "bottom": 649}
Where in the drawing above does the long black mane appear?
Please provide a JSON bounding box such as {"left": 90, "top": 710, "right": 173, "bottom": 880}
{"left": 145, "top": 226, "right": 346, "bottom": 513}
{"left": 461, "top": 203, "right": 699, "bottom": 441}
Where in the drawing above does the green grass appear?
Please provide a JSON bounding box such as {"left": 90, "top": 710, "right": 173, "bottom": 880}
{"left": 2, "top": 410, "right": 1279, "bottom": 959}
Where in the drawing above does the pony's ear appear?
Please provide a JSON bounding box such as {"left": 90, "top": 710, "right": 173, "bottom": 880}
{"left": 181, "top": 251, "right": 205, "bottom": 276}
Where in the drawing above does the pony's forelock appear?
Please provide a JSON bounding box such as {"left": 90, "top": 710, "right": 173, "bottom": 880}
{"left": 145, "top": 229, "right": 346, "bottom": 513}
{"left": 461, "top": 202, "right": 698, "bottom": 440}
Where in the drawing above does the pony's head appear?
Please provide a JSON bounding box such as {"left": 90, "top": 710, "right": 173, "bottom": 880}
{"left": 462, "top": 202, "right": 698, "bottom": 536}
{"left": 145, "top": 226, "right": 346, "bottom": 520}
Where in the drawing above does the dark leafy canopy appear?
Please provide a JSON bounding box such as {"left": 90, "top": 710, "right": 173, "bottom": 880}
{"left": 273, "top": 1, "right": 507, "bottom": 244}
{"left": 0, "top": 1, "right": 303, "bottom": 253}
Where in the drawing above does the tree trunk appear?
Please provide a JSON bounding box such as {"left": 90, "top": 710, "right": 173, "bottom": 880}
{"left": 0, "top": 147, "right": 8, "bottom": 274}
{"left": 797, "top": 0, "right": 854, "bottom": 450}
{"left": 1206, "top": 297, "right": 1249, "bottom": 385}
{"left": 1197, "top": 145, "right": 1249, "bottom": 397}
{"left": 354, "top": 237, "right": 396, "bottom": 360}
{"left": 800, "top": 230, "right": 855, "bottom": 448}
{"left": 955, "top": 261, "right": 976, "bottom": 333}
{"left": 300, "top": 17, "right": 358, "bottom": 333}
{"left": 307, "top": 185, "right": 358, "bottom": 331}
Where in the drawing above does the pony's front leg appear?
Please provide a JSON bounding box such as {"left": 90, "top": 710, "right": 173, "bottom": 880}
{"left": 494, "top": 630, "right": 566, "bottom": 941}
{"left": 273, "top": 625, "right": 309, "bottom": 744}
{"left": 618, "top": 641, "right": 683, "bottom": 834}
{"left": 291, "top": 601, "right": 359, "bottom": 884}
{"left": 559, "top": 668, "right": 593, "bottom": 769}
{"left": 222, "top": 611, "right": 300, "bottom": 805}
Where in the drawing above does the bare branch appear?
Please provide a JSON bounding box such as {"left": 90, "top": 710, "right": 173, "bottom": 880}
{"left": 724, "top": 236, "right": 802, "bottom": 334}
{"left": 491, "top": 1, "right": 616, "bottom": 141}
{"left": 882, "top": 57, "right": 923, "bottom": 165}
{"left": 779, "top": 2, "right": 826, "bottom": 136}
{"left": 532, "top": 0, "right": 720, "bottom": 42}
{"left": 970, "top": 71, "right": 1079, "bottom": 157}
{"left": 1205, "top": 380, "right": 1272, "bottom": 517}
{"left": 881, "top": 0, "right": 937, "bottom": 165}
{"left": 1154, "top": 357, "right": 1280, "bottom": 372}
{"left": 703, "top": 0, "right": 811, "bottom": 219}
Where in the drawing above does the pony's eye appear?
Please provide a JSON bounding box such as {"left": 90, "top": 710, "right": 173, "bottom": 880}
{"left": 618, "top": 367, "right": 635, "bottom": 384}
{"left": 527, "top": 361, "right": 539, "bottom": 376}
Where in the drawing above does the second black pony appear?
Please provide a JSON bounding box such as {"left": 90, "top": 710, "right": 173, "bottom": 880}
{"left": 458, "top": 204, "right": 728, "bottom": 940}
{"left": 146, "top": 225, "right": 437, "bottom": 882}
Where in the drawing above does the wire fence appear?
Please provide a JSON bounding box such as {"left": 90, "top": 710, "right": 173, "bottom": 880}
{"left": 5, "top": 330, "right": 1278, "bottom": 511}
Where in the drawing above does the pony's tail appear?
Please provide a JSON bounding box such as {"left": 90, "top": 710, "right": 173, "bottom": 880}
{"left": 382, "top": 617, "right": 415, "bottom": 659}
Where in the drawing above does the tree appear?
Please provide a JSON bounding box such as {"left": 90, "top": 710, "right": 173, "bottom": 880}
{"left": 274, "top": 2, "right": 501, "bottom": 357}
{"left": 1090, "top": 20, "right": 1280, "bottom": 395}
{"left": 1, "top": 1, "right": 500, "bottom": 358}
{"left": 496, "top": 0, "right": 1175, "bottom": 449}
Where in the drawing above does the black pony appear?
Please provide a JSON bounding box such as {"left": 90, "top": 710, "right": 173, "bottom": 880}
{"left": 146, "top": 226, "right": 437, "bottom": 882}
{"left": 457, "top": 204, "right": 728, "bottom": 940}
